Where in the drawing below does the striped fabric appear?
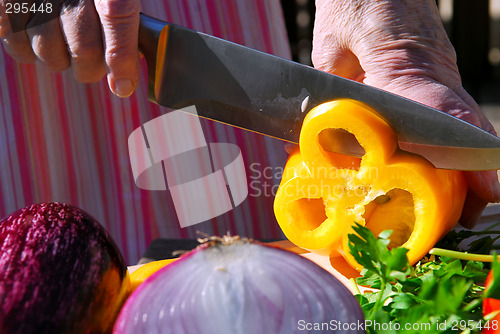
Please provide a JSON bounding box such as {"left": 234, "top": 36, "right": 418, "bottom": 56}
{"left": 0, "top": 0, "right": 292, "bottom": 264}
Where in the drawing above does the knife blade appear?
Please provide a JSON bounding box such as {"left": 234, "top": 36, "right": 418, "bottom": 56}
{"left": 138, "top": 14, "right": 500, "bottom": 171}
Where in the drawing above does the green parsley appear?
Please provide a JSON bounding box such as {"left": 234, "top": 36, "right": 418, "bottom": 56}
{"left": 348, "top": 224, "right": 491, "bottom": 334}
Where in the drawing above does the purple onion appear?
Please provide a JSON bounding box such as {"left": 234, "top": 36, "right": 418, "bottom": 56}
{"left": 0, "top": 202, "right": 129, "bottom": 334}
{"left": 114, "top": 236, "right": 365, "bottom": 334}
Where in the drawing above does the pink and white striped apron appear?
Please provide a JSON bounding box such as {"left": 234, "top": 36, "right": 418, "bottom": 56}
{"left": 0, "top": 0, "right": 292, "bottom": 264}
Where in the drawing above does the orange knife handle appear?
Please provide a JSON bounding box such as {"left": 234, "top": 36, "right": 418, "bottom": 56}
{"left": 139, "top": 13, "right": 168, "bottom": 100}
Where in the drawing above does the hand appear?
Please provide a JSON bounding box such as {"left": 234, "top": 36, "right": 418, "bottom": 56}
{"left": 312, "top": 0, "right": 500, "bottom": 228}
{"left": 0, "top": 0, "right": 141, "bottom": 97}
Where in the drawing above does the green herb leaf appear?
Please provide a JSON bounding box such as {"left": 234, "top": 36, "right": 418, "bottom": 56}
{"left": 348, "top": 224, "right": 488, "bottom": 334}
{"left": 484, "top": 254, "right": 500, "bottom": 300}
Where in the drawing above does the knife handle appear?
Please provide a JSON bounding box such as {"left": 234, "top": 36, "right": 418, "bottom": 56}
{"left": 138, "top": 13, "right": 169, "bottom": 100}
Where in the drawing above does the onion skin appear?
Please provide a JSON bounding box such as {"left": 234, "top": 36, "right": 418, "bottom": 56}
{"left": 114, "top": 237, "right": 365, "bottom": 334}
{"left": 0, "top": 202, "right": 130, "bottom": 334}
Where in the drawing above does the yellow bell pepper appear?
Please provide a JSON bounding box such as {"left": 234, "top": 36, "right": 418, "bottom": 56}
{"left": 274, "top": 99, "right": 467, "bottom": 271}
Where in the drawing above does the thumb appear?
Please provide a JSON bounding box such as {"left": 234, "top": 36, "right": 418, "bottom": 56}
{"left": 95, "top": 0, "right": 141, "bottom": 98}
{"left": 311, "top": 0, "right": 365, "bottom": 82}
{"left": 312, "top": 44, "right": 365, "bottom": 82}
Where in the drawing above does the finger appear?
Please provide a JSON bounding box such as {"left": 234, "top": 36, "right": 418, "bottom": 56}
{"left": 2, "top": 30, "right": 37, "bottom": 62}
{"left": 0, "top": 0, "right": 11, "bottom": 38}
{"left": 465, "top": 170, "right": 500, "bottom": 203}
{"left": 0, "top": 1, "right": 36, "bottom": 63}
{"left": 458, "top": 188, "right": 489, "bottom": 229}
{"left": 312, "top": 46, "right": 365, "bottom": 82}
{"left": 454, "top": 85, "right": 498, "bottom": 135}
{"left": 60, "top": 2, "right": 106, "bottom": 83}
{"left": 312, "top": 0, "right": 365, "bottom": 81}
{"left": 452, "top": 88, "right": 500, "bottom": 207}
{"left": 27, "top": 19, "right": 70, "bottom": 71}
{"left": 94, "top": 0, "right": 140, "bottom": 97}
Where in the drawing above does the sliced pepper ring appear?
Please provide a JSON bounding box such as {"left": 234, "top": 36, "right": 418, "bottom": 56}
{"left": 274, "top": 99, "right": 467, "bottom": 271}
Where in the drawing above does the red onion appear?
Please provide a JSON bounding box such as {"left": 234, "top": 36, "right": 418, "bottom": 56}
{"left": 0, "top": 202, "right": 129, "bottom": 334}
{"left": 114, "top": 236, "right": 365, "bottom": 333}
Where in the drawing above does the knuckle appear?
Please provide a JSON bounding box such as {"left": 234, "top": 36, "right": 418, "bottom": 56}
{"left": 90, "top": 0, "right": 140, "bottom": 74}
{"left": 0, "top": 17, "right": 12, "bottom": 39}
{"left": 105, "top": 45, "right": 127, "bottom": 64}
{"left": 29, "top": 32, "right": 70, "bottom": 71}
{"left": 35, "top": 47, "right": 70, "bottom": 70}
{"left": 69, "top": 39, "right": 104, "bottom": 65}
{"left": 105, "top": 44, "right": 138, "bottom": 69}
{"left": 450, "top": 109, "right": 481, "bottom": 128}
{"left": 2, "top": 33, "right": 37, "bottom": 63}
{"left": 60, "top": 3, "right": 104, "bottom": 65}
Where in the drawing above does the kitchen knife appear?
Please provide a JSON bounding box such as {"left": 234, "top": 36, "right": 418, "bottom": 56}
{"left": 138, "top": 13, "right": 500, "bottom": 171}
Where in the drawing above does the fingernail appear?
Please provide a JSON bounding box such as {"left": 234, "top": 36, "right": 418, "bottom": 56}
{"left": 114, "top": 78, "right": 134, "bottom": 98}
